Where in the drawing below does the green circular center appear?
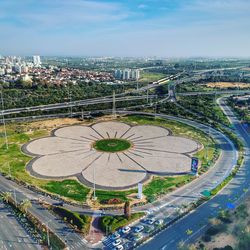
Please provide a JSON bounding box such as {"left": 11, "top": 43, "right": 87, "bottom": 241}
{"left": 93, "top": 138, "right": 132, "bottom": 152}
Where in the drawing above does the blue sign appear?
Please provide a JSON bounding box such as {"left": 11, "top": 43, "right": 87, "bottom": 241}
{"left": 191, "top": 157, "right": 199, "bottom": 174}
{"left": 226, "top": 203, "right": 235, "bottom": 210}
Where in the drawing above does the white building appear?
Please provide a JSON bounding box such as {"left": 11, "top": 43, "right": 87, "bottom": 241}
{"left": 33, "top": 55, "right": 41, "bottom": 66}
{"left": 131, "top": 69, "right": 140, "bottom": 80}
{"left": 114, "top": 68, "right": 140, "bottom": 81}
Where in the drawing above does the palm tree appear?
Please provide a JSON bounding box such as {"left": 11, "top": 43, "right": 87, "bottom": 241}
{"left": 1, "top": 192, "right": 12, "bottom": 203}
{"left": 20, "top": 199, "right": 32, "bottom": 213}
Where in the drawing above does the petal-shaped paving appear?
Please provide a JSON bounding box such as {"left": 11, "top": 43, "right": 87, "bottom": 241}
{"left": 23, "top": 121, "right": 200, "bottom": 189}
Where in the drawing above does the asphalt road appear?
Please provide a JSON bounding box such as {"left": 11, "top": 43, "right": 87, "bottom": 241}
{"left": 0, "top": 200, "right": 40, "bottom": 250}
{"left": 137, "top": 100, "right": 250, "bottom": 250}
{"left": 0, "top": 176, "right": 90, "bottom": 250}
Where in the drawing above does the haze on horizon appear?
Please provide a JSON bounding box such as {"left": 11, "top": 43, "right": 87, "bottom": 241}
{"left": 0, "top": 0, "right": 250, "bottom": 58}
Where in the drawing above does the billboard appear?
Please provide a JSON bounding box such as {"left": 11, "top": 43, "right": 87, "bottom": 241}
{"left": 191, "top": 157, "right": 199, "bottom": 174}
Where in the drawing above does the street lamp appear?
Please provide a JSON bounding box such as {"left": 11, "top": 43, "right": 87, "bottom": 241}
{"left": 92, "top": 163, "right": 97, "bottom": 201}
{"left": 46, "top": 219, "right": 52, "bottom": 248}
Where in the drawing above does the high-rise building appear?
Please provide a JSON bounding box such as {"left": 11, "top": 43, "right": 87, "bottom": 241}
{"left": 123, "top": 69, "right": 131, "bottom": 80}
{"left": 114, "top": 69, "right": 122, "bottom": 79}
{"left": 114, "top": 68, "right": 140, "bottom": 81}
{"left": 33, "top": 55, "right": 41, "bottom": 66}
{"left": 131, "top": 69, "right": 140, "bottom": 80}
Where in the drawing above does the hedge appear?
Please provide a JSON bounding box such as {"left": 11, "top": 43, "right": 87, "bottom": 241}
{"left": 52, "top": 206, "right": 91, "bottom": 234}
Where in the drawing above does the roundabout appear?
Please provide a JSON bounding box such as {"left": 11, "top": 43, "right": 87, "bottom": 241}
{"left": 23, "top": 121, "right": 201, "bottom": 190}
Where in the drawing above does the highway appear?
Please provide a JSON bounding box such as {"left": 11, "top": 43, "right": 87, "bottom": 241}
{"left": 0, "top": 176, "right": 90, "bottom": 249}
{"left": 1, "top": 95, "right": 157, "bottom": 116}
{"left": 137, "top": 100, "right": 250, "bottom": 250}
{"left": 0, "top": 200, "right": 40, "bottom": 250}
{"left": 177, "top": 89, "right": 250, "bottom": 96}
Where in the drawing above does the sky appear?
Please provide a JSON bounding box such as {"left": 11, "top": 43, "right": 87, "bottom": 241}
{"left": 0, "top": 0, "right": 250, "bottom": 57}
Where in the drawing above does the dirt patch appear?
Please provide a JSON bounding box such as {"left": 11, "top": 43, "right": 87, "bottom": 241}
{"left": 206, "top": 82, "right": 250, "bottom": 89}
{"left": 202, "top": 233, "right": 236, "bottom": 250}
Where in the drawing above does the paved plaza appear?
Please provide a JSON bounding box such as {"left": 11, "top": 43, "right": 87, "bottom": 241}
{"left": 23, "top": 121, "right": 200, "bottom": 189}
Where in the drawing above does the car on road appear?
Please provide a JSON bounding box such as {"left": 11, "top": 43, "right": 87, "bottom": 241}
{"left": 112, "top": 239, "right": 122, "bottom": 247}
{"left": 121, "top": 226, "right": 131, "bottom": 234}
{"left": 133, "top": 225, "right": 144, "bottom": 233}
{"left": 111, "top": 232, "right": 120, "bottom": 240}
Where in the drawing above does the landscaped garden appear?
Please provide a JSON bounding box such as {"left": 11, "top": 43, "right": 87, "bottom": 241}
{"left": 0, "top": 114, "right": 218, "bottom": 206}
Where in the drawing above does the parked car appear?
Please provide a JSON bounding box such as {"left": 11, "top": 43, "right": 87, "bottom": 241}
{"left": 132, "top": 234, "right": 143, "bottom": 242}
{"left": 133, "top": 225, "right": 144, "bottom": 233}
{"left": 121, "top": 226, "right": 131, "bottom": 234}
{"left": 112, "top": 239, "right": 122, "bottom": 247}
{"left": 155, "top": 219, "right": 164, "bottom": 226}
{"left": 111, "top": 232, "right": 121, "bottom": 240}
{"left": 145, "top": 218, "right": 155, "bottom": 225}
{"left": 112, "top": 245, "right": 123, "bottom": 250}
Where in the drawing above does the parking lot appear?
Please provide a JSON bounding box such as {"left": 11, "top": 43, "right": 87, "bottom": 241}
{"left": 102, "top": 215, "right": 164, "bottom": 250}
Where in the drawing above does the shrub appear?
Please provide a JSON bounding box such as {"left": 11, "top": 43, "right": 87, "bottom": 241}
{"left": 52, "top": 206, "right": 91, "bottom": 234}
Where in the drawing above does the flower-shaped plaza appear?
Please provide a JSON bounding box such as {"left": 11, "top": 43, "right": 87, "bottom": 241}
{"left": 23, "top": 121, "right": 201, "bottom": 189}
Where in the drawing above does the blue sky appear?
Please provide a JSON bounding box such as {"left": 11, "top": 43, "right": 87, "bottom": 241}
{"left": 0, "top": 0, "right": 250, "bottom": 57}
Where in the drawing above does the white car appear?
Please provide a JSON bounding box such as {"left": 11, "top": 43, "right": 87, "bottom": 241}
{"left": 121, "top": 226, "right": 131, "bottom": 234}
{"left": 112, "top": 239, "right": 122, "bottom": 247}
{"left": 111, "top": 232, "right": 120, "bottom": 240}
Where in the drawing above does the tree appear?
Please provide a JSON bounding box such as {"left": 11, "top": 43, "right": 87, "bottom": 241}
{"left": 1, "top": 192, "right": 12, "bottom": 203}
{"left": 20, "top": 199, "right": 32, "bottom": 213}
{"left": 124, "top": 201, "right": 131, "bottom": 219}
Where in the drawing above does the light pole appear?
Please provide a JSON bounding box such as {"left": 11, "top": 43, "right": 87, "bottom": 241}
{"left": 93, "top": 164, "right": 96, "bottom": 201}
{"left": 0, "top": 90, "right": 8, "bottom": 150}
{"left": 46, "top": 219, "right": 52, "bottom": 248}
{"left": 112, "top": 90, "right": 116, "bottom": 119}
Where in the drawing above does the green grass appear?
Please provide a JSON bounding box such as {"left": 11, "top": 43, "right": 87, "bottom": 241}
{"left": 143, "top": 176, "right": 194, "bottom": 202}
{"left": 94, "top": 138, "right": 131, "bottom": 152}
{"left": 95, "top": 189, "right": 136, "bottom": 204}
{"left": 139, "top": 72, "right": 167, "bottom": 83}
{"left": 43, "top": 180, "right": 89, "bottom": 202}
{"left": 99, "top": 212, "right": 145, "bottom": 233}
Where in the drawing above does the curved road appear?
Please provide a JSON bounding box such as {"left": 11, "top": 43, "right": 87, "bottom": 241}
{"left": 137, "top": 100, "right": 250, "bottom": 250}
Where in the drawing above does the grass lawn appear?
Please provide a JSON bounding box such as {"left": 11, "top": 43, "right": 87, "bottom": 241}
{"left": 139, "top": 72, "right": 167, "bottom": 83}
{"left": 95, "top": 189, "right": 136, "bottom": 204}
{"left": 143, "top": 176, "right": 194, "bottom": 202}
{"left": 94, "top": 138, "right": 131, "bottom": 152}
{"left": 43, "top": 180, "right": 89, "bottom": 202}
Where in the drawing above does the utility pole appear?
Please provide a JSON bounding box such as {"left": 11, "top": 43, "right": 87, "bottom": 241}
{"left": 0, "top": 90, "right": 8, "bottom": 150}
{"left": 112, "top": 90, "right": 116, "bottom": 119}
{"left": 93, "top": 164, "right": 97, "bottom": 201}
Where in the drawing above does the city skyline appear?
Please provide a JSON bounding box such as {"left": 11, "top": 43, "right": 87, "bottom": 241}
{"left": 0, "top": 0, "right": 250, "bottom": 57}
